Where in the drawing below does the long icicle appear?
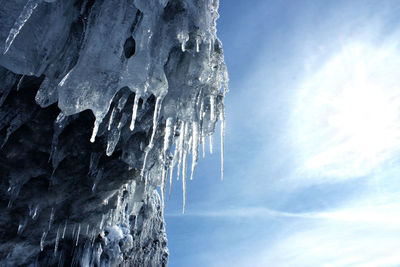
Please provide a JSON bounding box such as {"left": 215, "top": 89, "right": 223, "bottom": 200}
{"left": 62, "top": 221, "right": 67, "bottom": 239}
{"left": 4, "top": 0, "right": 40, "bottom": 54}
{"left": 108, "top": 107, "right": 116, "bottom": 131}
{"left": 199, "top": 99, "right": 206, "bottom": 159}
{"left": 161, "top": 167, "right": 166, "bottom": 216}
{"left": 161, "top": 118, "right": 173, "bottom": 215}
{"left": 210, "top": 95, "right": 216, "bottom": 122}
{"left": 176, "top": 122, "right": 185, "bottom": 181}
{"left": 190, "top": 122, "right": 199, "bottom": 180}
{"left": 75, "top": 224, "right": 81, "bottom": 246}
{"left": 182, "top": 122, "right": 189, "bottom": 213}
{"left": 141, "top": 97, "right": 162, "bottom": 178}
{"left": 169, "top": 148, "right": 176, "bottom": 196}
{"left": 54, "top": 225, "right": 60, "bottom": 255}
{"left": 163, "top": 118, "right": 173, "bottom": 159}
{"left": 220, "top": 107, "right": 225, "bottom": 181}
{"left": 129, "top": 93, "right": 140, "bottom": 131}
{"left": 182, "top": 151, "right": 187, "bottom": 213}
{"left": 168, "top": 122, "right": 178, "bottom": 196}
{"left": 90, "top": 117, "right": 102, "bottom": 143}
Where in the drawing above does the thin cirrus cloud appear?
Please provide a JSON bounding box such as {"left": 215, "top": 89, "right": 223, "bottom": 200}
{"left": 173, "top": 197, "right": 400, "bottom": 266}
{"left": 257, "top": 197, "right": 400, "bottom": 266}
{"left": 168, "top": 198, "right": 400, "bottom": 225}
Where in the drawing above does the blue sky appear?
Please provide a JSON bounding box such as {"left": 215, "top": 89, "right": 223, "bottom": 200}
{"left": 165, "top": 1, "right": 400, "bottom": 266}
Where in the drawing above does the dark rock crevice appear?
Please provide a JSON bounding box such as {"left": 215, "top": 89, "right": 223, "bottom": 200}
{"left": 0, "top": 69, "right": 167, "bottom": 266}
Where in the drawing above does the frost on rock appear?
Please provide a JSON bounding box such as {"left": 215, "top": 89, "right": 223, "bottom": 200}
{"left": 0, "top": 0, "right": 227, "bottom": 266}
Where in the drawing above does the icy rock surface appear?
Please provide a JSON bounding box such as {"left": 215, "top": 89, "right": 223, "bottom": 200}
{"left": 0, "top": 0, "right": 227, "bottom": 266}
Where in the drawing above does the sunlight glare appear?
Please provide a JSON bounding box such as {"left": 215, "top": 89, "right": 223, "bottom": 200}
{"left": 292, "top": 42, "right": 400, "bottom": 179}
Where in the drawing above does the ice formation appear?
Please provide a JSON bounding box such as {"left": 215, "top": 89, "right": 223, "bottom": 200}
{"left": 0, "top": 0, "right": 227, "bottom": 266}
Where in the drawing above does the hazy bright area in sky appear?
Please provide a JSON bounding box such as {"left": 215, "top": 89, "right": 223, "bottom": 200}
{"left": 165, "top": 0, "right": 400, "bottom": 266}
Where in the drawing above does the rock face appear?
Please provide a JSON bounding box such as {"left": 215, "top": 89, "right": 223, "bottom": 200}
{"left": 0, "top": 0, "right": 227, "bottom": 266}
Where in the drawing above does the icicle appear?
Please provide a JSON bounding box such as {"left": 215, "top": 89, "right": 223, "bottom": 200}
{"left": 90, "top": 229, "right": 96, "bottom": 246}
{"left": 17, "top": 224, "right": 23, "bottom": 235}
{"left": 160, "top": 167, "right": 166, "bottom": 216}
{"left": 190, "top": 122, "right": 199, "bottom": 180}
{"left": 86, "top": 224, "right": 89, "bottom": 235}
{"left": 182, "top": 150, "right": 187, "bottom": 214}
{"left": 144, "top": 81, "right": 150, "bottom": 93}
{"left": 55, "top": 112, "right": 66, "bottom": 124}
{"left": 48, "top": 207, "right": 54, "bottom": 230}
{"left": 160, "top": 118, "right": 173, "bottom": 213}
{"left": 169, "top": 149, "right": 176, "bottom": 196}
{"left": 163, "top": 118, "right": 173, "bottom": 159}
{"left": 108, "top": 107, "right": 116, "bottom": 131}
{"left": 210, "top": 95, "right": 216, "bottom": 122}
{"left": 117, "top": 112, "right": 128, "bottom": 130}
{"left": 141, "top": 96, "right": 148, "bottom": 109}
{"left": 106, "top": 129, "right": 120, "bottom": 156}
{"left": 3, "top": 0, "right": 40, "bottom": 54}
{"left": 99, "top": 214, "right": 105, "bottom": 229}
{"left": 7, "top": 184, "right": 21, "bottom": 208}
{"left": 62, "top": 221, "right": 67, "bottom": 239}
{"left": 17, "top": 218, "right": 27, "bottom": 235}
{"left": 117, "top": 93, "right": 128, "bottom": 111}
{"left": 75, "top": 224, "right": 81, "bottom": 246}
{"left": 16, "top": 75, "right": 24, "bottom": 91}
{"left": 40, "top": 231, "right": 47, "bottom": 251}
{"left": 148, "top": 97, "right": 162, "bottom": 149}
{"left": 72, "top": 224, "right": 76, "bottom": 237}
{"left": 209, "top": 135, "right": 214, "bottom": 154}
{"left": 176, "top": 122, "right": 185, "bottom": 181}
{"left": 199, "top": 94, "right": 204, "bottom": 113}
{"left": 134, "top": 214, "right": 138, "bottom": 231}
{"left": 196, "top": 88, "right": 203, "bottom": 109}
{"left": 141, "top": 154, "right": 149, "bottom": 179}
{"left": 90, "top": 118, "right": 102, "bottom": 143}
{"left": 144, "top": 171, "right": 149, "bottom": 195}
{"left": 177, "top": 31, "right": 189, "bottom": 52}
{"left": 58, "top": 69, "right": 72, "bottom": 87}
{"left": 220, "top": 109, "right": 225, "bottom": 181}
{"left": 129, "top": 94, "right": 140, "bottom": 131}
{"left": 141, "top": 97, "right": 162, "bottom": 178}
{"left": 182, "top": 122, "right": 189, "bottom": 213}
{"left": 202, "top": 136, "right": 206, "bottom": 158}
{"left": 196, "top": 37, "right": 200, "bottom": 53}
{"left": 92, "top": 168, "right": 103, "bottom": 192}
{"left": 167, "top": 123, "right": 177, "bottom": 195}
{"left": 31, "top": 204, "right": 39, "bottom": 220}
{"left": 54, "top": 225, "right": 60, "bottom": 255}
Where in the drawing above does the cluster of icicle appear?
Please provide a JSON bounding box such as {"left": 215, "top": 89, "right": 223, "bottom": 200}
{"left": 35, "top": 186, "right": 166, "bottom": 266}
{"left": 1, "top": 0, "right": 227, "bottom": 263}
{"left": 2, "top": 0, "right": 227, "bottom": 211}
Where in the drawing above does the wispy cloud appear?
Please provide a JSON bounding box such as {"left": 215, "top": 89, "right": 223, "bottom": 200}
{"left": 168, "top": 200, "right": 400, "bottom": 224}
{"left": 258, "top": 220, "right": 400, "bottom": 267}
{"left": 188, "top": 200, "right": 400, "bottom": 267}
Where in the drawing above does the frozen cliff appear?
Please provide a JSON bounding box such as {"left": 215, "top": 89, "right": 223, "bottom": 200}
{"left": 0, "top": 0, "right": 227, "bottom": 266}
